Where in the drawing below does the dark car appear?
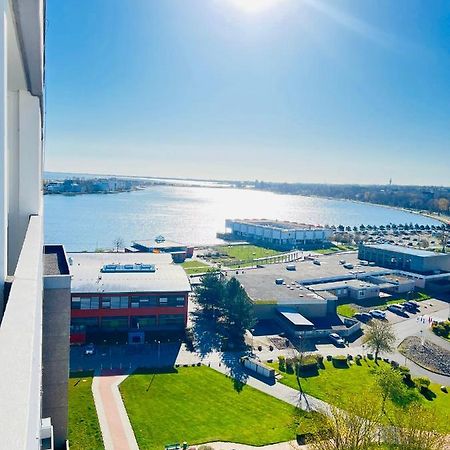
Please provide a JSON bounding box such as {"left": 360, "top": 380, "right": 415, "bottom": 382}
{"left": 403, "top": 301, "right": 419, "bottom": 313}
{"left": 355, "top": 312, "right": 372, "bottom": 323}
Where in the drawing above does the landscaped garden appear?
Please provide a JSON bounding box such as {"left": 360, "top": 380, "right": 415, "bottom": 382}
{"left": 269, "top": 357, "right": 450, "bottom": 432}
{"left": 120, "top": 366, "right": 322, "bottom": 449}
{"left": 68, "top": 371, "right": 104, "bottom": 450}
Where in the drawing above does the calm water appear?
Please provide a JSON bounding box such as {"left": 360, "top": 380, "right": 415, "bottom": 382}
{"left": 44, "top": 185, "right": 441, "bottom": 251}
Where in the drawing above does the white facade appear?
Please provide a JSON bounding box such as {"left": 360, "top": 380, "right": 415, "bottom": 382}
{"left": 0, "top": 1, "right": 46, "bottom": 449}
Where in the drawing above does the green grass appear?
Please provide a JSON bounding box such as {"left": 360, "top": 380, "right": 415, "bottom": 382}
{"left": 180, "top": 260, "right": 215, "bottom": 275}
{"left": 314, "top": 244, "right": 356, "bottom": 254}
{"left": 337, "top": 304, "right": 357, "bottom": 317}
{"left": 217, "top": 244, "right": 280, "bottom": 261}
{"left": 68, "top": 371, "right": 104, "bottom": 450}
{"left": 269, "top": 360, "right": 449, "bottom": 432}
{"left": 120, "top": 366, "right": 321, "bottom": 449}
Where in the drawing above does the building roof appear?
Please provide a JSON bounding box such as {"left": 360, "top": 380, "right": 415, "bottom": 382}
{"left": 309, "top": 279, "right": 380, "bottom": 291}
{"left": 132, "top": 238, "right": 187, "bottom": 250}
{"left": 44, "top": 245, "right": 70, "bottom": 276}
{"left": 68, "top": 252, "right": 191, "bottom": 294}
{"left": 362, "top": 243, "right": 444, "bottom": 258}
{"left": 277, "top": 307, "right": 314, "bottom": 327}
{"left": 227, "top": 218, "right": 327, "bottom": 231}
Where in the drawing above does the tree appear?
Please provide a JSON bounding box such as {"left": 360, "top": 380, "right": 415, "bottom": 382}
{"left": 309, "top": 395, "right": 383, "bottom": 450}
{"left": 383, "top": 402, "right": 447, "bottom": 450}
{"left": 375, "top": 365, "right": 407, "bottom": 413}
{"left": 363, "top": 320, "right": 396, "bottom": 362}
{"left": 223, "top": 277, "right": 255, "bottom": 344}
{"left": 419, "top": 239, "right": 429, "bottom": 249}
{"left": 113, "top": 237, "right": 124, "bottom": 252}
{"left": 195, "top": 272, "right": 225, "bottom": 317}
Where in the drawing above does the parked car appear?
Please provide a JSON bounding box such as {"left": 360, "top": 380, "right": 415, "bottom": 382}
{"left": 343, "top": 263, "right": 354, "bottom": 269}
{"left": 369, "top": 309, "right": 386, "bottom": 320}
{"left": 403, "top": 301, "right": 419, "bottom": 312}
{"left": 313, "top": 259, "right": 321, "bottom": 265}
{"left": 329, "top": 333, "right": 345, "bottom": 346}
{"left": 408, "top": 300, "right": 420, "bottom": 308}
{"left": 387, "top": 304, "right": 407, "bottom": 316}
{"left": 355, "top": 312, "right": 372, "bottom": 323}
{"left": 84, "top": 343, "right": 95, "bottom": 355}
{"left": 339, "top": 259, "right": 346, "bottom": 265}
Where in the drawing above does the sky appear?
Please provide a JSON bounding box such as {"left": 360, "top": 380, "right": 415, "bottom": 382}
{"left": 45, "top": 0, "right": 450, "bottom": 185}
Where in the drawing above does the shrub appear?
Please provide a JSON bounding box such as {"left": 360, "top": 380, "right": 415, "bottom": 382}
{"left": 347, "top": 354, "right": 353, "bottom": 361}
{"left": 286, "top": 358, "right": 294, "bottom": 374}
{"left": 278, "top": 355, "right": 286, "bottom": 372}
{"left": 316, "top": 354, "right": 324, "bottom": 364}
{"left": 326, "top": 355, "right": 333, "bottom": 361}
{"left": 398, "top": 365, "right": 410, "bottom": 374}
{"left": 332, "top": 355, "right": 348, "bottom": 368}
{"left": 367, "top": 353, "right": 374, "bottom": 360}
{"left": 414, "top": 376, "right": 431, "bottom": 390}
{"left": 390, "top": 360, "right": 399, "bottom": 369}
{"left": 257, "top": 345, "right": 262, "bottom": 351}
{"left": 296, "top": 355, "right": 319, "bottom": 374}
{"left": 269, "top": 345, "right": 274, "bottom": 351}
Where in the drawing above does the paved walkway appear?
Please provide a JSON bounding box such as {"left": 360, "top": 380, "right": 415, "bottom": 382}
{"left": 92, "top": 372, "right": 139, "bottom": 450}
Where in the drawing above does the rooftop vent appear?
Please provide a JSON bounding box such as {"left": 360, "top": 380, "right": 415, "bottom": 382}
{"left": 101, "top": 263, "right": 156, "bottom": 273}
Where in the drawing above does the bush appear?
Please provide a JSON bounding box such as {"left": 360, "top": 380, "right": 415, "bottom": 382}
{"left": 257, "top": 345, "right": 262, "bottom": 351}
{"left": 398, "top": 365, "right": 410, "bottom": 374}
{"left": 326, "top": 355, "right": 333, "bottom": 361}
{"left": 278, "top": 355, "right": 286, "bottom": 372}
{"left": 286, "top": 358, "right": 294, "bottom": 374}
{"left": 269, "top": 345, "right": 274, "bottom": 351}
{"left": 296, "top": 355, "right": 319, "bottom": 374}
{"left": 316, "top": 354, "right": 324, "bottom": 364}
{"left": 414, "top": 376, "right": 431, "bottom": 391}
{"left": 367, "top": 353, "right": 374, "bottom": 360}
{"left": 332, "top": 355, "right": 348, "bottom": 368}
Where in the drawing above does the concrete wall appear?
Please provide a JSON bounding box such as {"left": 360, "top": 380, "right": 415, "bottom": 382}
{"left": 42, "top": 276, "right": 71, "bottom": 450}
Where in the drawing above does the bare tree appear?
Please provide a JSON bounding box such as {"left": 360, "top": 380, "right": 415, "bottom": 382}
{"left": 308, "top": 396, "right": 383, "bottom": 450}
{"left": 363, "top": 320, "right": 396, "bottom": 362}
{"left": 113, "top": 237, "right": 124, "bottom": 252}
{"left": 439, "top": 229, "right": 449, "bottom": 253}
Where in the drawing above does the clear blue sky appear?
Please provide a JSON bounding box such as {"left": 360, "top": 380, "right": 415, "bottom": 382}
{"left": 45, "top": 0, "right": 450, "bottom": 185}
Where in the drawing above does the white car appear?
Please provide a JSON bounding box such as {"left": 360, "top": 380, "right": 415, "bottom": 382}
{"left": 329, "top": 333, "right": 345, "bottom": 346}
{"left": 369, "top": 309, "right": 386, "bottom": 320}
{"left": 84, "top": 343, "right": 95, "bottom": 355}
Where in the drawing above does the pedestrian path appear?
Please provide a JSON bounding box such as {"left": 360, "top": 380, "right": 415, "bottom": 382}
{"left": 92, "top": 372, "right": 139, "bottom": 450}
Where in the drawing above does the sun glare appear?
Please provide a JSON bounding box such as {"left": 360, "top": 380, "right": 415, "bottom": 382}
{"left": 225, "top": 0, "right": 285, "bottom": 14}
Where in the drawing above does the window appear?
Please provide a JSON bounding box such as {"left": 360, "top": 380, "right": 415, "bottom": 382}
{"left": 71, "top": 297, "right": 81, "bottom": 310}
{"left": 130, "top": 316, "right": 157, "bottom": 329}
{"left": 159, "top": 297, "right": 168, "bottom": 305}
{"left": 120, "top": 296, "right": 129, "bottom": 308}
{"left": 70, "top": 317, "right": 99, "bottom": 331}
{"left": 176, "top": 297, "right": 185, "bottom": 307}
{"left": 111, "top": 297, "right": 121, "bottom": 309}
{"left": 101, "top": 316, "right": 128, "bottom": 329}
{"left": 102, "top": 297, "right": 111, "bottom": 309}
{"left": 159, "top": 314, "right": 185, "bottom": 327}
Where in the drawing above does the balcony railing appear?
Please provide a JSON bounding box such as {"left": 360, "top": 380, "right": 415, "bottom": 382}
{"left": 0, "top": 214, "right": 43, "bottom": 449}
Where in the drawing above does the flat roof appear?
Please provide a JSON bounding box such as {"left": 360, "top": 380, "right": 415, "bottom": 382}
{"left": 362, "top": 244, "right": 444, "bottom": 258}
{"left": 228, "top": 219, "right": 326, "bottom": 230}
{"left": 277, "top": 307, "right": 314, "bottom": 327}
{"left": 232, "top": 265, "right": 327, "bottom": 305}
{"left": 381, "top": 274, "right": 414, "bottom": 284}
{"left": 132, "top": 239, "right": 187, "bottom": 249}
{"left": 68, "top": 252, "right": 191, "bottom": 294}
{"left": 44, "top": 245, "right": 69, "bottom": 276}
{"left": 309, "top": 279, "right": 380, "bottom": 291}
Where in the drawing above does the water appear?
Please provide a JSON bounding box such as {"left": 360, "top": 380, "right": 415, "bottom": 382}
{"left": 44, "top": 185, "right": 441, "bottom": 251}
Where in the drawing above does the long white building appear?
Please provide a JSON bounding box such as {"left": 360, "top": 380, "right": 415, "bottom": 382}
{"left": 225, "top": 219, "right": 332, "bottom": 249}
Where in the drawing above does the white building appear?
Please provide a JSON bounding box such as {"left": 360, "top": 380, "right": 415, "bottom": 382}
{"left": 225, "top": 219, "right": 332, "bottom": 249}
{"left": 0, "top": 1, "right": 51, "bottom": 449}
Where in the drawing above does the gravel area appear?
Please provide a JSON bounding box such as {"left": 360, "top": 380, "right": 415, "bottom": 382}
{"left": 399, "top": 336, "right": 450, "bottom": 376}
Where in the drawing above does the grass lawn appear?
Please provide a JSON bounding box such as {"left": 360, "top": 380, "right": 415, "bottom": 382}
{"left": 180, "top": 260, "right": 215, "bottom": 275}
{"left": 314, "top": 244, "right": 356, "bottom": 254}
{"left": 217, "top": 244, "right": 280, "bottom": 261}
{"left": 120, "top": 366, "right": 321, "bottom": 449}
{"left": 68, "top": 371, "right": 104, "bottom": 450}
{"left": 336, "top": 304, "right": 357, "bottom": 318}
{"left": 269, "top": 360, "right": 449, "bottom": 432}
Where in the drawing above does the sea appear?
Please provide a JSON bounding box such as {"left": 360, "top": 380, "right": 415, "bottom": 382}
{"left": 44, "top": 183, "right": 441, "bottom": 252}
